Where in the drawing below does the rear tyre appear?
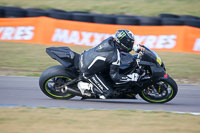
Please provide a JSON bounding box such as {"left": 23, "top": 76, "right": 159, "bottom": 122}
{"left": 139, "top": 77, "right": 178, "bottom": 103}
{"left": 39, "top": 65, "right": 76, "bottom": 99}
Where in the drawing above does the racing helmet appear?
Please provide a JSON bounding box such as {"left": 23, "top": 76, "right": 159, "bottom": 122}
{"left": 114, "top": 29, "right": 135, "bottom": 53}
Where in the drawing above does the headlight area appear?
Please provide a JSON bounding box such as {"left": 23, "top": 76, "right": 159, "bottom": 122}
{"left": 161, "top": 62, "right": 166, "bottom": 71}
{"left": 156, "top": 56, "right": 162, "bottom": 66}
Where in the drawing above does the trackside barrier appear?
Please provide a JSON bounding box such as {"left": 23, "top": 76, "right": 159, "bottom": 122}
{"left": 0, "top": 17, "right": 200, "bottom": 53}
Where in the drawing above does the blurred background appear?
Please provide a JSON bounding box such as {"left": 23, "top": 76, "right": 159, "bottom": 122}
{"left": 0, "top": 0, "right": 199, "bottom": 83}
{"left": 0, "top": 0, "right": 200, "bottom": 27}
{"left": 0, "top": 1, "right": 200, "bottom": 133}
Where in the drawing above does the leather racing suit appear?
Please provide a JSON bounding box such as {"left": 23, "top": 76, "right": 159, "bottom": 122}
{"left": 79, "top": 37, "right": 130, "bottom": 98}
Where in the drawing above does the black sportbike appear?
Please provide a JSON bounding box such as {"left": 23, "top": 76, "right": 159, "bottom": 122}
{"left": 39, "top": 45, "right": 178, "bottom": 103}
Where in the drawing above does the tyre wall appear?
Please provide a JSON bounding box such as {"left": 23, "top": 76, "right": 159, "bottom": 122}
{"left": 0, "top": 6, "right": 199, "bottom": 28}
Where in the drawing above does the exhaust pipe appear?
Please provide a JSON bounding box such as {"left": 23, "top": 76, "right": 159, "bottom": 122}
{"left": 64, "top": 86, "right": 82, "bottom": 97}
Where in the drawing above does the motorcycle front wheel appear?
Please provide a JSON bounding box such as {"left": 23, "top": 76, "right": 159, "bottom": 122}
{"left": 139, "top": 77, "right": 178, "bottom": 103}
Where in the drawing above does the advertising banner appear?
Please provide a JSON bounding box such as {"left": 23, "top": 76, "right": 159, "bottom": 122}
{"left": 0, "top": 17, "right": 200, "bottom": 53}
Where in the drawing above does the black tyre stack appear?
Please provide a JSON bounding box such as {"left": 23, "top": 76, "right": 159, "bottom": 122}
{"left": 46, "top": 9, "right": 73, "bottom": 20}
{"left": 161, "top": 18, "right": 184, "bottom": 26}
{"left": 0, "top": 7, "right": 4, "bottom": 17}
{"left": 182, "top": 19, "right": 200, "bottom": 28}
{"left": 0, "top": 5, "right": 199, "bottom": 28}
{"left": 93, "top": 14, "right": 116, "bottom": 24}
{"left": 179, "top": 15, "right": 200, "bottom": 28}
{"left": 159, "top": 13, "right": 183, "bottom": 26}
{"left": 72, "top": 13, "right": 93, "bottom": 22}
{"left": 116, "top": 15, "right": 139, "bottom": 25}
{"left": 137, "top": 16, "right": 161, "bottom": 25}
{"left": 0, "top": 6, "right": 26, "bottom": 18}
{"left": 26, "top": 8, "right": 49, "bottom": 17}
{"left": 160, "top": 13, "right": 200, "bottom": 27}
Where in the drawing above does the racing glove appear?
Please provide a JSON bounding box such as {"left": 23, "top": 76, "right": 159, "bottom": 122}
{"left": 133, "top": 44, "right": 141, "bottom": 53}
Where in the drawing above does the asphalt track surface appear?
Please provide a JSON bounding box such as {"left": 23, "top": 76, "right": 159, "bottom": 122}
{"left": 0, "top": 76, "right": 200, "bottom": 114}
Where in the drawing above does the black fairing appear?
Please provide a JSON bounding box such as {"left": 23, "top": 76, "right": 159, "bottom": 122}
{"left": 150, "top": 65, "right": 165, "bottom": 78}
{"left": 141, "top": 49, "right": 165, "bottom": 78}
{"left": 46, "top": 47, "right": 80, "bottom": 70}
{"left": 119, "top": 52, "right": 137, "bottom": 74}
{"left": 141, "top": 50, "right": 158, "bottom": 65}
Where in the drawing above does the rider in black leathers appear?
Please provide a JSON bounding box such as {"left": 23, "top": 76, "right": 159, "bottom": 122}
{"left": 79, "top": 29, "right": 139, "bottom": 99}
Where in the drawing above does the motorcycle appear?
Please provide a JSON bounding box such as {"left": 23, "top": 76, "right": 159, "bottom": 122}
{"left": 39, "top": 45, "right": 178, "bottom": 103}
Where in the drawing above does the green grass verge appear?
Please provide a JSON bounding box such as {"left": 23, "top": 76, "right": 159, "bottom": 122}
{"left": 0, "top": 42, "right": 90, "bottom": 76}
{"left": 0, "top": 0, "right": 200, "bottom": 16}
{"left": 0, "top": 41, "right": 200, "bottom": 83}
{"left": 0, "top": 107, "right": 200, "bottom": 133}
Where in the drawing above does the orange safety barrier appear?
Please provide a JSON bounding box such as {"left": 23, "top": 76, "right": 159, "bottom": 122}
{"left": 0, "top": 17, "right": 200, "bottom": 53}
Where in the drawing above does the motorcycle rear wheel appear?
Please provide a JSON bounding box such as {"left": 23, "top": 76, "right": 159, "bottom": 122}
{"left": 39, "top": 65, "right": 76, "bottom": 99}
{"left": 139, "top": 77, "right": 178, "bottom": 103}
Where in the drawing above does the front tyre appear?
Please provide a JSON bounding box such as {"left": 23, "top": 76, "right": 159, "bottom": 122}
{"left": 39, "top": 65, "right": 76, "bottom": 99}
{"left": 139, "top": 77, "right": 178, "bottom": 103}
